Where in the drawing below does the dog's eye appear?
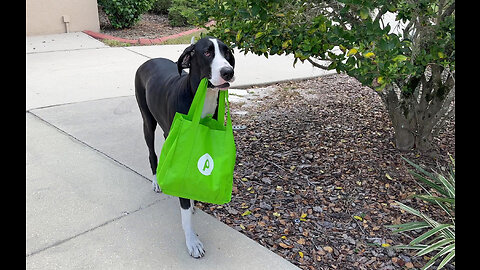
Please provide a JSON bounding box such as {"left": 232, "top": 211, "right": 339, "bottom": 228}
{"left": 204, "top": 51, "right": 212, "bottom": 57}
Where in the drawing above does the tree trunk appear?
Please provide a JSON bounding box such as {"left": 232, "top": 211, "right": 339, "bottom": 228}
{"left": 383, "top": 84, "right": 416, "bottom": 151}
{"left": 380, "top": 66, "right": 455, "bottom": 152}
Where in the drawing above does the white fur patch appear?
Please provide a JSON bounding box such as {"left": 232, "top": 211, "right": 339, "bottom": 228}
{"left": 201, "top": 88, "right": 219, "bottom": 118}
{"left": 181, "top": 207, "right": 205, "bottom": 258}
{"left": 209, "top": 38, "right": 233, "bottom": 87}
{"left": 152, "top": 174, "right": 161, "bottom": 193}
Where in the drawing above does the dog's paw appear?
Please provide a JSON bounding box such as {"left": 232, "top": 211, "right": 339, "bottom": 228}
{"left": 152, "top": 175, "right": 162, "bottom": 193}
{"left": 185, "top": 233, "right": 205, "bottom": 258}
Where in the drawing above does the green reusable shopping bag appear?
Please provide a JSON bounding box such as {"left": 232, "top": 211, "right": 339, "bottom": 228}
{"left": 156, "top": 78, "right": 236, "bottom": 204}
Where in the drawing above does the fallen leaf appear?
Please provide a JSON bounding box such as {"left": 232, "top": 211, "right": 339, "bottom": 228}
{"left": 297, "top": 238, "right": 306, "bottom": 245}
{"left": 323, "top": 246, "right": 333, "bottom": 253}
{"left": 385, "top": 173, "right": 393, "bottom": 180}
{"left": 381, "top": 243, "right": 391, "bottom": 247}
{"left": 279, "top": 243, "right": 293, "bottom": 249}
{"left": 298, "top": 251, "right": 304, "bottom": 258}
{"left": 241, "top": 210, "right": 252, "bottom": 216}
{"left": 273, "top": 212, "right": 281, "bottom": 217}
{"left": 353, "top": 215, "right": 363, "bottom": 221}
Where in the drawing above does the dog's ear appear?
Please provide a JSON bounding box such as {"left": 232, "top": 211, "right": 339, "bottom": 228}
{"left": 177, "top": 44, "right": 195, "bottom": 75}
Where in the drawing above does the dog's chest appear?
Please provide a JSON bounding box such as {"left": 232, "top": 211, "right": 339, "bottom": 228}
{"left": 201, "top": 89, "right": 220, "bottom": 118}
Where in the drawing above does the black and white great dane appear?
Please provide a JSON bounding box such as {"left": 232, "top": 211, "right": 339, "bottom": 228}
{"left": 134, "top": 37, "right": 235, "bottom": 258}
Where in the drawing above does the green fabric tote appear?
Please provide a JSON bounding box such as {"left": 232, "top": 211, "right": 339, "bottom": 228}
{"left": 156, "top": 78, "right": 236, "bottom": 204}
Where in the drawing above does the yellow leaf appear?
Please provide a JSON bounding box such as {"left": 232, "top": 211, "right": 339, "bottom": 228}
{"left": 381, "top": 243, "right": 391, "bottom": 247}
{"left": 364, "top": 52, "right": 375, "bottom": 58}
{"left": 299, "top": 251, "right": 304, "bottom": 258}
{"left": 273, "top": 212, "right": 281, "bottom": 217}
{"left": 282, "top": 40, "right": 292, "bottom": 49}
{"left": 241, "top": 177, "right": 248, "bottom": 182}
{"left": 281, "top": 235, "right": 287, "bottom": 239}
{"left": 239, "top": 224, "right": 245, "bottom": 230}
{"left": 377, "top": 76, "right": 384, "bottom": 85}
{"left": 353, "top": 215, "right": 363, "bottom": 221}
{"left": 438, "top": 52, "right": 445, "bottom": 59}
{"left": 255, "top": 32, "right": 265, "bottom": 39}
{"left": 385, "top": 173, "right": 393, "bottom": 180}
{"left": 241, "top": 210, "right": 252, "bottom": 216}
{"left": 236, "top": 30, "right": 242, "bottom": 42}
{"left": 300, "top": 213, "right": 308, "bottom": 218}
{"left": 300, "top": 218, "right": 307, "bottom": 222}
{"left": 347, "top": 48, "right": 358, "bottom": 56}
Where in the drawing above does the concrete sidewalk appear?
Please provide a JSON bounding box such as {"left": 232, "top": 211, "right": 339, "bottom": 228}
{"left": 26, "top": 32, "right": 333, "bottom": 269}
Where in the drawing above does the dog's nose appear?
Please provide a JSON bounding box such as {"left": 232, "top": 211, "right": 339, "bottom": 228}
{"left": 220, "top": 67, "right": 234, "bottom": 81}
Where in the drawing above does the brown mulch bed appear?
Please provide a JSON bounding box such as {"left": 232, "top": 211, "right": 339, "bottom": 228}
{"left": 196, "top": 74, "right": 455, "bottom": 270}
{"left": 98, "top": 8, "right": 195, "bottom": 40}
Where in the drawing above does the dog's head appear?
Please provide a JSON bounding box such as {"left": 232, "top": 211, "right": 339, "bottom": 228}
{"left": 177, "top": 37, "right": 235, "bottom": 88}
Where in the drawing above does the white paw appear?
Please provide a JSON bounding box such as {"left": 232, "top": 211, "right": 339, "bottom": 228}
{"left": 190, "top": 200, "right": 196, "bottom": 214}
{"left": 152, "top": 175, "right": 161, "bottom": 193}
{"left": 185, "top": 232, "right": 205, "bottom": 258}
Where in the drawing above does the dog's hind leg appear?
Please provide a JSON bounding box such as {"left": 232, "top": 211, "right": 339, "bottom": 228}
{"left": 180, "top": 197, "right": 205, "bottom": 258}
{"left": 135, "top": 79, "right": 161, "bottom": 193}
{"left": 143, "top": 113, "right": 161, "bottom": 193}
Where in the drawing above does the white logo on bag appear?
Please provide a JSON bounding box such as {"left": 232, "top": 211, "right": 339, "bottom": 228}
{"left": 197, "top": 153, "right": 214, "bottom": 176}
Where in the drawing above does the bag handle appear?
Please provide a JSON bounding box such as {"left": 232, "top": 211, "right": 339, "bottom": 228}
{"left": 215, "top": 90, "right": 233, "bottom": 129}
{"left": 188, "top": 78, "right": 231, "bottom": 128}
{"left": 189, "top": 78, "right": 209, "bottom": 125}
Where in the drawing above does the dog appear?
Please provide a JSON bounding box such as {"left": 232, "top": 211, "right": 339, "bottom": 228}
{"left": 134, "top": 37, "right": 235, "bottom": 258}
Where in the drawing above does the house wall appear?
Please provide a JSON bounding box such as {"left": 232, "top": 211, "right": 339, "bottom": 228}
{"left": 27, "top": 0, "right": 100, "bottom": 36}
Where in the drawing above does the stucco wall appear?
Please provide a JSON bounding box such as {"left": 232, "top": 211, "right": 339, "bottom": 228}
{"left": 27, "top": 0, "right": 100, "bottom": 36}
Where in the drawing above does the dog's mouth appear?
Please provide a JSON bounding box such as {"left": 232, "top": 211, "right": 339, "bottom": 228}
{"left": 207, "top": 81, "right": 230, "bottom": 89}
{"left": 215, "top": 82, "right": 230, "bottom": 89}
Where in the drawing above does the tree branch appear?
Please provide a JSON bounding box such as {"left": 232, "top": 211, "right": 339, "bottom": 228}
{"left": 306, "top": 57, "right": 331, "bottom": 70}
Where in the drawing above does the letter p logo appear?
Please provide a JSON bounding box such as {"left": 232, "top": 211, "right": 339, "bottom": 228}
{"left": 197, "top": 153, "right": 214, "bottom": 176}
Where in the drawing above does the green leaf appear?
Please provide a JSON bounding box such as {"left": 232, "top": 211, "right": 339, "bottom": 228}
{"left": 438, "top": 248, "right": 455, "bottom": 269}
{"left": 255, "top": 32, "right": 265, "bottom": 39}
{"left": 393, "top": 55, "right": 408, "bottom": 62}
{"left": 416, "top": 238, "right": 454, "bottom": 257}
{"left": 359, "top": 8, "right": 369, "bottom": 20}
{"left": 386, "top": 221, "right": 430, "bottom": 233}
{"left": 409, "top": 224, "right": 452, "bottom": 246}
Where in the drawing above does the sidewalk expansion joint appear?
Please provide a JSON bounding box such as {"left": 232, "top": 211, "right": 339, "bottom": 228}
{"left": 27, "top": 198, "right": 165, "bottom": 257}
{"left": 27, "top": 111, "right": 153, "bottom": 185}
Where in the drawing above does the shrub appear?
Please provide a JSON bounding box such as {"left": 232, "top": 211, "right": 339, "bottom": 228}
{"left": 98, "top": 0, "right": 155, "bottom": 29}
{"left": 387, "top": 156, "right": 455, "bottom": 269}
{"left": 168, "top": 0, "right": 197, "bottom": 27}
{"left": 150, "top": 0, "right": 172, "bottom": 15}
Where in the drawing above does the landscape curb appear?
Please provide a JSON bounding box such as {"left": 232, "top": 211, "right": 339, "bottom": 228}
{"left": 83, "top": 21, "right": 215, "bottom": 45}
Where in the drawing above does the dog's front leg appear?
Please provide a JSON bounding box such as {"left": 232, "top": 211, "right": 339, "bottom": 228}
{"left": 180, "top": 198, "right": 205, "bottom": 258}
